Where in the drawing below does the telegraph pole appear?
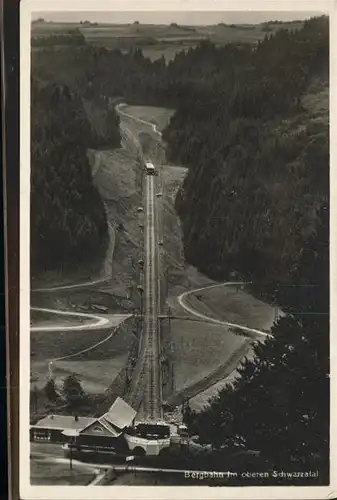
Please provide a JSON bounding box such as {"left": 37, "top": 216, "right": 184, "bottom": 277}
{"left": 32, "top": 385, "right": 38, "bottom": 414}
{"left": 167, "top": 305, "right": 172, "bottom": 334}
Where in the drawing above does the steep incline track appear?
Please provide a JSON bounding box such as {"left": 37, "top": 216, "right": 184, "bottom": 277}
{"left": 127, "top": 172, "right": 163, "bottom": 420}
{"left": 143, "top": 174, "right": 162, "bottom": 420}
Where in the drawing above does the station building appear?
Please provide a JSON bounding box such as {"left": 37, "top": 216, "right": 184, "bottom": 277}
{"left": 31, "top": 397, "right": 174, "bottom": 457}
{"left": 30, "top": 397, "right": 137, "bottom": 455}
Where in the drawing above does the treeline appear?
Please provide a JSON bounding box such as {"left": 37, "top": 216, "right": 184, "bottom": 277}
{"left": 31, "top": 29, "right": 86, "bottom": 47}
{"left": 31, "top": 79, "right": 120, "bottom": 278}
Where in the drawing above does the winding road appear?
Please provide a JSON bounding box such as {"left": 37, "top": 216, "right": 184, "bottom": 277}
{"left": 31, "top": 307, "right": 130, "bottom": 332}
{"left": 177, "top": 283, "right": 273, "bottom": 340}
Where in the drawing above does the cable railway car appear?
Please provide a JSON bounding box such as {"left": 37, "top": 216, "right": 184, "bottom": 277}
{"left": 145, "top": 162, "right": 155, "bottom": 175}
{"left": 134, "top": 421, "right": 170, "bottom": 440}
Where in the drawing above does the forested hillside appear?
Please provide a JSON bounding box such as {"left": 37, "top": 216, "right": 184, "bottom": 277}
{"left": 163, "top": 16, "right": 329, "bottom": 294}
{"left": 31, "top": 80, "right": 120, "bottom": 279}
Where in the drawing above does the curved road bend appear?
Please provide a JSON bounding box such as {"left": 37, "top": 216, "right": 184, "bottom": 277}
{"left": 31, "top": 307, "right": 130, "bottom": 332}
{"left": 177, "top": 283, "right": 273, "bottom": 340}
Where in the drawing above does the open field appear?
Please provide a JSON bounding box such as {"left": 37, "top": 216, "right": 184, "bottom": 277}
{"left": 31, "top": 20, "right": 305, "bottom": 61}
{"left": 31, "top": 318, "right": 135, "bottom": 392}
{"left": 31, "top": 459, "right": 96, "bottom": 485}
{"left": 31, "top": 21, "right": 305, "bottom": 44}
{"left": 121, "top": 105, "right": 175, "bottom": 132}
{"left": 166, "top": 338, "right": 251, "bottom": 408}
{"left": 169, "top": 319, "right": 246, "bottom": 393}
{"left": 166, "top": 281, "right": 278, "bottom": 410}
{"left": 31, "top": 288, "right": 132, "bottom": 314}
{"left": 185, "top": 284, "right": 279, "bottom": 331}
{"left": 197, "top": 21, "right": 304, "bottom": 44}
{"left": 32, "top": 356, "right": 128, "bottom": 394}
{"left": 302, "top": 77, "right": 329, "bottom": 126}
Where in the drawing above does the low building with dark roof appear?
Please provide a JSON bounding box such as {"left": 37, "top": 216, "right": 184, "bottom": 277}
{"left": 30, "top": 397, "right": 137, "bottom": 455}
{"left": 30, "top": 415, "right": 95, "bottom": 443}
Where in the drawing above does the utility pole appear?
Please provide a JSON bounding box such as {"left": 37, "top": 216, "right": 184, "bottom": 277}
{"left": 69, "top": 440, "right": 73, "bottom": 471}
{"left": 138, "top": 288, "right": 144, "bottom": 356}
{"left": 140, "top": 289, "right": 144, "bottom": 322}
{"left": 275, "top": 307, "right": 279, "bottom": 322}
{"left": 32, "top": 385, "right": 38, "bottom": 414}
{"left": 167, "top": 306, "right": 171, "bottom": 334}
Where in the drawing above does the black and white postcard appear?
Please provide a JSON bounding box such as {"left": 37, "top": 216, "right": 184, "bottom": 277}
{"left": 19, "top": 0, "right": 335, "bottom": 498}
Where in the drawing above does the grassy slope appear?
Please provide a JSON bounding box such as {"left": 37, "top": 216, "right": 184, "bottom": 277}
{"left": 185, "top": 285, "right": 278, "bottom": 331}
{"left": 301, "top": 77, "right": 329, "bottom": 125}
{"left": 90, "top": 146, "right": 143, "bottom": 299}
{"left": 121, "top": 105, "right": 175, "bottom": 132}
{"left": 169, "top": 319, "right": 245, "bottom": 392}
{"left": 31, "top": 318, "right": 134, "bottom": 393}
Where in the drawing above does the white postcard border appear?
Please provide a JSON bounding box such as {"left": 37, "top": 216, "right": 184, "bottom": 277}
{"left": 20, "top": 1, "right": 336, "bottom": 498}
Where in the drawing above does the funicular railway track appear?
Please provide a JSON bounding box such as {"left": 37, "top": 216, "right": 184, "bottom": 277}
{"left": 128, "top": 168, "right": 163, "bottom": 421}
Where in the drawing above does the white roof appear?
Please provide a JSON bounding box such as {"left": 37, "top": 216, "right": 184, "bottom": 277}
{"left": 103, "top": 397, "right": 137, "bottom": 430}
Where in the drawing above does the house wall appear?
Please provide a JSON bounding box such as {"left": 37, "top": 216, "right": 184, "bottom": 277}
{"left": 30, "top": 427, "right": 66, "bottom": 443}
{"left": 73, "top": 434, "right": 128, "bottom": 453}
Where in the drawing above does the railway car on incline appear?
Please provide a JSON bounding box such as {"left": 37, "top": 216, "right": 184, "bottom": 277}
{"left": 145, "top": 162, "right": 155, "bottom": 175}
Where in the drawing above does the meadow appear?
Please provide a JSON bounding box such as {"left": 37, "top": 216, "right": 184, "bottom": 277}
{"left": 30, "top": 317, "right": 135, "bottom": 393}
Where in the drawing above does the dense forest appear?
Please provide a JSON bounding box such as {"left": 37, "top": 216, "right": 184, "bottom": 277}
{"left": 164, "top": 17, "right": 329, "bottom": 292}
{"left": 31, "top": 79, "right": 121, "bottom": 279}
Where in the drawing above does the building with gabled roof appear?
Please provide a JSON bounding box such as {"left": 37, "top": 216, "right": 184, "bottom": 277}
{"left": 30, "top": 397, "right": 173, "bottom": 457}
{"left": 30, "top": 397, "right": 136, "bottom": 455}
